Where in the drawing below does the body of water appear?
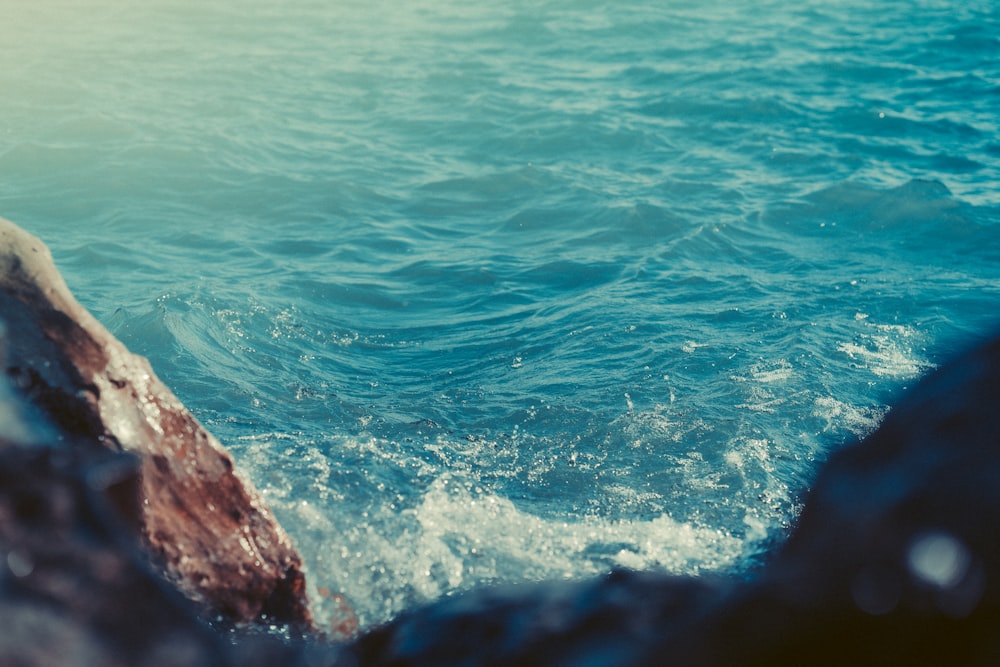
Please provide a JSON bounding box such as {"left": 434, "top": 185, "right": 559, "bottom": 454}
{"left": 2, "top": 0, "right": 999, "bottom": 630}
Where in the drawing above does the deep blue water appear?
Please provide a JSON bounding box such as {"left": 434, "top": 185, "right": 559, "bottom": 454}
{"left": 2, "top": 0, "right": 999, "bottom": 629}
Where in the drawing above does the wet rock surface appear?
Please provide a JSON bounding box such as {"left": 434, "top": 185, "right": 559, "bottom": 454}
{"left": 0, "top": 422, "right": 343, "bottom": 666}
{"left": 0, "top": 218, "right": 352, "bottom": 664}
{"left": 0, "top": 218, "right": 312, "bottom": 628}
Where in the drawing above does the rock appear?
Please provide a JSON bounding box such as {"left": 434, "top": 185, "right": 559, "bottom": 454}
{"left": 0, "top": 218, "right": 311, "bottom": 628}
{"left": 345, "top": 332, "right": 1000, "bottom": 666}
{"left": 0, "top": 409, "right": 344, "bottom": 666}
{"left": 705, "top": 332, "right": 1000, "bottom": 665}
{"left": 0, "top": 441, "right": 233, "bottom": 666}
{"left": 348, "top": 569, "right": 728, "bottom": 667}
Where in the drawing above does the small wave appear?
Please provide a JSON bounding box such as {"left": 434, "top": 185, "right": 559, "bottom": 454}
{"left": 731, "top": 360, "right": 794, "bottom": 413}
{"left": 388, "top": 475, "right": 741, "bottom": 616}
{"left": 748, "top": 359, "right": 794, "bottom": 384}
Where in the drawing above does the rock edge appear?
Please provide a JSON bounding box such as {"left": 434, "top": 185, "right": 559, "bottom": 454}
{"left": 0, "top": 217, "right": 312, "bottom": 628}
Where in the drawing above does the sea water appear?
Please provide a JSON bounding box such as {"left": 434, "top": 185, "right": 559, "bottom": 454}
{"left": 1, "top": 0, "right": 999, "bottom": 630}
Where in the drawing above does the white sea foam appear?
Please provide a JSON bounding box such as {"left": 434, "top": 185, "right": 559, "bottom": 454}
{"left": 838, "top": 316, "right": 934, "bottom": 380}
{"left": 407, "top": 473, "right": 743, "bottom": 584}
{"left": 723, "top": 436, "right": 796, "bottom": 536}
{"left": 813, "top": 396, "right": 887, "bottom": 438}
{"left": 616, "top": 395, "right": 687, "bottom": 447}
{"left": 253, "top": 441, "right": 744, "bottom": 628}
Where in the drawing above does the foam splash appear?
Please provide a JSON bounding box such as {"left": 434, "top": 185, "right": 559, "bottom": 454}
{"left": 411, "top": 474, "right": 743, "bottom": 578}
{"left": 354, "top": 473, "right": 739, "bottom": 627}
{"left": 838, "top": 314, "right": 934, "bottom": 379}
{"left": 226, "top": 308, "right": 939, "bottom": 631}
{"left": 616, "top": 394, "right": 690, "bottom": 447}
{"left": 733, "top": 359, "right": 795, "bottom": 413}
{"left": 813, "top": 396, "right": 887, "bottom": 438}
{"left": 723, "top": 436, "right": 798, "bottom": 541}
{"left": 241, "top": 429, "right": 746, "bottom": 629}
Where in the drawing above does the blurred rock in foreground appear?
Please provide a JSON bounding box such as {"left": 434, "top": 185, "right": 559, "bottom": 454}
{"left": 0, "top": 441, "right": 231, "bottom": 666}
{"left": 346, "top": 333, "right": 1000, "bottom": 666}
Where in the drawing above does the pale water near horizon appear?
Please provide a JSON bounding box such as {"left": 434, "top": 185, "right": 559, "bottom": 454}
{"left": 2, "top": 0, "right": 999, "bottom": 630}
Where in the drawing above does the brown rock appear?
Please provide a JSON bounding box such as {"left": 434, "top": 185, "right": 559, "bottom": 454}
{"left": 0, "top": 218, "right": 311, "bottom": 628}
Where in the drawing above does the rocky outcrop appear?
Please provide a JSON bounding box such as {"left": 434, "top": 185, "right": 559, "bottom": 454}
{"left": 346, "top": 333, "right": 1000, "bottom": 666}
{"left": 0, "top": 406, "right": 342, "bottom": 666}
{"left": 0, "top": 218, "right": 311, "bottom": 628}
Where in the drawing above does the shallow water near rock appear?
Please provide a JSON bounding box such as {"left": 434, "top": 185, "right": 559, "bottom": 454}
{"left": 2, "top": 0, "right": 999, "bottom": 630}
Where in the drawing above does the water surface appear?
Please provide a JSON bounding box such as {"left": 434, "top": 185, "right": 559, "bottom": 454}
{"left": 2, "top": 0, "right": 999, "bottom": 628}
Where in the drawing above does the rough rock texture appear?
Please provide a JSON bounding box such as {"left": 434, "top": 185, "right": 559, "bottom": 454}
{"left": 348, "top": 569, "right": 729, "bottom": 667}
{"left": 0, "top": 218, "right": 310, "bottom": 627}
{"left": 346, "top": 332, "right": 1000, "bottom": 666}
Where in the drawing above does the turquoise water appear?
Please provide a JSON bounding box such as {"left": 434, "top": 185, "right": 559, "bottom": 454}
{"left": 2, "top": 0, "right": 999, "bottom": 629}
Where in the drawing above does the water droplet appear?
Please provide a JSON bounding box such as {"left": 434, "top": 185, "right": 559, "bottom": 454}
{"left": 907, "top": 531, "right": 970, "bottom": 589}
{"left": 7, "top": 550, "right": 34, "bottom": 578}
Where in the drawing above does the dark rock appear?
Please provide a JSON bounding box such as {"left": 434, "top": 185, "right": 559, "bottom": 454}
{"left": 704, "top": 332, "right": 1000, "bottom": 666}
{"left": 349, "top": 570, "right": 729, "bottom": 667}
{"left": 0, "top": 441, "right": 233, "bottom": 666}
{"left": 345, "top": 332, "right": 1000, "bottom": 666}
{"left": 0, "top": 218, "right": 313, "bottom": 628}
